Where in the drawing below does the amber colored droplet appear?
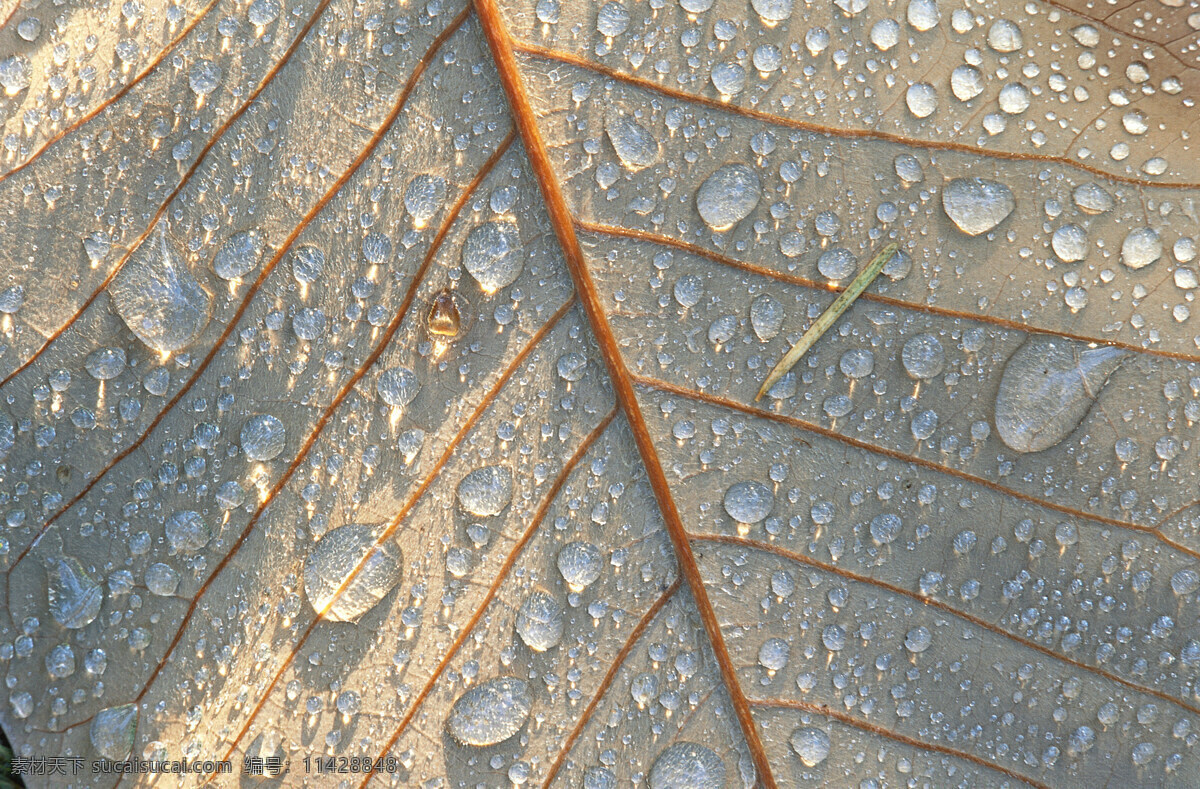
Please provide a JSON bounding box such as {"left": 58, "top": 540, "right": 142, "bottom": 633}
{"left": 427, "top": 289, "right": 463, "bottom": 338}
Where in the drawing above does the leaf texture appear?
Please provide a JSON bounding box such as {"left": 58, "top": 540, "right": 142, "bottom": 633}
{"left": 1, "top": 0, "right": 1199, "bottom": 786}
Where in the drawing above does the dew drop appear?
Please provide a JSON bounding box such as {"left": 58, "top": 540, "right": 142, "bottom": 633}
{"left": 596, "top": 1, "right": 630, "bottom": 36}
{"left": 446, "top": 678, "right": 532, "bottom": 746}
{"left": 605, "top": 112, "right": 659, "bottom": 170}
{"left": 302, "top": 524, "right": 403, "bottom": 622}
{"left": 987, "top": 19, "right": 1023, "bottom": 52}
{"left": 46, "top": 555, "right": 103, "bottom": 629}
{"left": 290, "top": 245, "right": 325, "bottom": 284}
{"left": 758, "top": 637, "right": 790, "bottom": 670}
{"left": 901, "top": 334, "right": 945, "bottom": 379}
{"left": 90, "top": 704, "right": 137, "bottom": 761}
{"left": 905, "top": 82, "right": 938, "bottom": 118}
{"left": 516, "top": 590, "right": 564, "bottom": 652}
{"left": 557, "top": 541, "right": 603, "bottom": 590}
{"left": 995, "top": 338, "right": 1127, "bottom": 453}
{"left": 462, "top": 221, "right": 524, "bottom": 294}
{"left": 696, "top": 164, "right": 761, "bottom": 231}
{"left": 869, "top": 513, "right": 903, "bottom": 545}
{"left": 111, "top": 230, "right": 211, "bottom": 354}
{"left": 457, "top": 466, "right": 513, "bottom": 517}
{"left": 145, "top": 563, "right": 180, "bottom": 596}
{"left": 405, "top": 174, "right": 447, "bottom": 225}
{"left": 790, "top": 726, "right": 831, "bottom": 767}
{"left": 1051, "top": 224, "right": 1088, "bottom": 263}
{"left": 750, "top": 294, "right": 784, "bottom": 341}
{"left": 0, "top": 286, "right": 24, "bottom": 314}
{"left": 817, "top": 248, "right": 857, "bottom": 281}
{"left": 941, "top": 177, "right": 1015, "bottom": 236}
{"left": 904, "top": 625, "right": 933, "bottom": 653}
{"left": 165, "top": 510, "right": 212, "bottom": 554}
{"left": 1071, "top": 183, "right": 1113, "bottom": 215}
{"left": 648, "top": 742, "right": 724, "bottom": 789}
{"left": 240, "top": 414, "right": 286, "bottom": 461}
{"left": 188, "top": 59, "right": 222, "bottom": 96}
{"left": 85, "top": 347, "right": 126, "bottom": 381}
{"left": 377, "top": 367, "right": 421, "bottom": 409}
{"left": 950, "top": 65, "right": 984, "bottom": 101}
{"left": 213, "top": 230, "right": 265, "bottom": 280}
{"left": 751, "top": 0, "right": 793, "bottom": 23}
{"left": 1121, "top": 227, "right": 1162, "bottom": 270}
{"left": 427, "top": 289, "right": 464, "bottom": 338}
{"left": 723, "top": 481, "right": 774, "bottom": 524}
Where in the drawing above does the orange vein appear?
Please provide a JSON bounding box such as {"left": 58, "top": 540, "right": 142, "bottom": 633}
{"left": 695, "top": 533, "right": 1200, "bottom": 719}
{"left": 635, "top": 376, "right": 1200, "bottom": 562}
{"left": 513, "top": 41, "right": 1200, "bottom": 192}
{"left": 0, "top": 0, "right": 222, "bottom": 181}
{"left": 359, "top": 407, "right": 620, "bottom": 787}
{"left": 576, "top": 221, "right": 1200, "bottom": 365}
{"left": 220, "top": 295, "right": 578, "bottom": 763}
{"left": 116, "top": 129, "right": 516, "bottom": 716}
{"left": 5, "top": 6, "right": 473, "bottom": 586}
{"left": 472, "top": 2, "right": 778, "bottom": 786}
{"left": 0, "top": 0, "right": 337, "bottom": 390}
{"left": 751, "top": 698, "right": 1049, "bottom": 789}
{"left": 540, "top": 579, "right": 681, "bottom": 788}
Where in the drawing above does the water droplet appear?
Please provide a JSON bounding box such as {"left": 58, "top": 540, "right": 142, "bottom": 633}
{"left": 950, "top": 65, "right": 984, "bottom": 101}
{"left": 462, "top": 221, "right": 524, "bottom": 294}
{"left": 696, "top": 164, "right": 761, "bottom": 231}
{"left": 85, "top": 347, "right": 126, "bottom": 380}
{"left": 907, "top": 0, "right": 939, "bottom": 30}
{"left": 1121, "top": 227, "right": 1162, "bottom": 270}
{"left": 605, "top": 112, "right": 658, "bottom": 170}
{"left": 822, "top": 624, "right": 846, "bottom": 651}
{"left": 995, "top": 338, "right": 1127, "bottom": 453}
{"left": 751, "top": 0, "right": 793, "bottom": 23}
{"left": 648, "top": 742, "right": 724, "bottom": 789}
{"left": 164, "top": 510, "right": 212, "bottom": 554}
{"left": 557, "top": 541, "right": 603, "bottom": 590}
{"left": 405, "top": 174, "right": 448, "bottom": 225}
{"left": 673, "top": 274, "right": 704, "bottom": 308}
{"left": 46, "top": 555, "right": 102, "bottom": 629}
{"left": 111, "top": 230, "right": 211, "bottom": 354}
{"left": 556, "top": 353, "right": 588, "bottom": 382}
{"left": 997, "top": 82, "right": 1030, "bottom": 114}
{"left": 817, "top": 248, "right": 856, "bottom": 281}
{"left": 839, "top": 349, "right": 874, "bottom": 379}
{"left": 596, "top": 1, "right": 630, "bottom": 36}
{"left": 0, "top": 56, "right": 31, "bottom": 95}
{"left": 758, "top": 637, "right": 790, "bottom": 670}
{"left": 0, "top": 286, "right": 24, "bottom": 314}
{"left": 904, "top": 625, "right": 933, "bottom": 653}
{"left": 457, "top": 466, "right": 513, "bottom": 517}
{"left": 901, "top": 334, "right": 945, "bottom": 379}
{"left": 145, "top": 563, "right": 180, "bottom": 596}
{"left": 427, "top": 289, "right": 464, "bottom": 338}
{"left": 1071, "top": 183, "right": 1113, "bottom": 215}
{"left": 723, "top": 481, "right": 774, "bottom": 524}
{"left": 1171, "top": 569, "right": 1199, "bottom": 596}
{"left": 241, "top": 414, "right": 286, "bottom": 461}
{"left": 790, "top": 726, "right": 831, "bottom": 767}
{"left": 942, "top": 177, "right": 1015, "bottom": 236}
{"left": 213, "top": 230, "right": 266, "bottom": 280}
{"left": 290, "top": 245, "right": 325, "bottom": 284}
{"left": 1051, "top": 224, "right": 1088, "bottom": 263}
{"left": 446, "top": 677, "right": 532, "bottom": 746}
{"left": 516, "top": 590, "right": 564, "bottom": 652}
{"left": 377, "top": 367, "right": 420, "bottom": 408}
{"left": 303, "top": 524, "right": 403, "bottom": 622}
{"left": 869, "top": 513, "right": 903, "bottom": 545}
{"left": 362, "top": 232, "right": 392, "bottom": 265}
{"left": 710, "top": 62, "right": 746, "bottom": 96}
{"left": 247, "top": 0, "right": 280, "bottom": 25}
{"left": 188, "top": 59, "right": 222, "bottom": 96}
{"left": 905, "top": 83, "right": 937, "bottom": 118}
{"left": 750, "top": 294, "right": 784, "bottom": 341}
{"left": 987, "top": 19, "right": 1023, "bottom": 52}
{"left": 90, "top": 704, "right": 137, "bottom": 760}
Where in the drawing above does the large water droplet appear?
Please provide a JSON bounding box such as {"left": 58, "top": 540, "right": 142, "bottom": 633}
{"left": 404, "top": 174, "right": 447, "bottom": 225}
{"left": 165, "top": 510, "right": 212, "bottom": 554}
{"left": 1051, "top": 224, "right": 1088, "bottom": 263}
{"left": 303, "top": 524, "right": 403, "bottom": 622}
{"left": 648, "top": 742, "right": 725, "bottom": 789}
{"left": 987, "top": 19, "right": 1022, "bottom": 52}
{"left": 941, "top": 177, "right": 1015, "bottom": 236}
{"left": 750, "top": 294, "right": 784, "bottom": 341}
{"left": 111, "top": 230, "right": 211, "bottom": 354}
{"left": 377, "top": 367, "right": 421, "bottom": 409}
{"left": 557, "top": 541, "right": 603, "bottom": 590}
{"left": 46, "top": 555, "right": 103, "bottom": 629}
{"left": 1121, "top": 227, "right": 1162, "bottom": 270}
{"left": 901, "top": 334, "right": 945, "bottom": 379}
{"left": 462, "top": 221, "right": 524, "bottom": 294}
{"left": 751, "top": 0, "right": 792, "bottom": 23}
{"left": 290, "top": 245, "right": 325, "bottom": 284}
{"left": 213, "top": 230, "right": 265, "bottom": 280}
{"left": 790, "top": 726, "right": 831, "bottom": 767}
{"left": 605, "top": 112, "right": 658, "bottom": 170}
{"left": 446, "top": 678, "right": 532, "bottom": 746}
{"left": 696, "top": 164, "right": 760, "bottom": 231}
{"left": 457, "top": 466, "right": 513, "bottom": 517}
{"left": 995, "top": 338, "right": 1128, "bottom": 453}
{"left": 85, "top": 347, "right": 126, "bottom": 380}
{"left": 241, "top": 414, "right": 286, "bottom": 461}
{"left": 90, "top": 704, "right": 137, "bottom": 760}
{"left": 1072, "top": 182, "right": 1113, "bottom": 215}
{"left": 516, "top": 589, "right": 564, "bottom": 652}
{"left": 723, "top": 481, "right": 774, "bottom": 524}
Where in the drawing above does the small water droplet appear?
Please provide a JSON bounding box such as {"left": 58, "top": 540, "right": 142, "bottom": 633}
{"left": 85, "top": 347, "right": 127, "bottom": 380}
{"left": 516, "top": 590, "right": 564, "bottom": 652}
{"left": 377, "top": 367, "right": 421, "bottom": 408}
{"left": 427, "top": 289, "right": 464, "bottom": 338}
{"left": 605, "top": 112, "right": 659, "bottom": 170}
{"left": 901, "top": 334, "right": 945, "bottom": 379}
{"left": 405, "top": 174, "right": 448, "bottom": 225}
{"left": 90, "top": 704, "right": 137, "bottom": 761}
{"left": 557, "top": 541, "right": 603, "bottom": 590}
{"left": 1121, "top": 227, "right": 1162, "bottom": 270}
{"left": 241, "top": 414, "right": 286, "bottom": 461}
{"left": 750, "top": 294, "right": 784, "bottom": 341}
{"left": 213, "top": 230, "right": 266, "bottom": 280}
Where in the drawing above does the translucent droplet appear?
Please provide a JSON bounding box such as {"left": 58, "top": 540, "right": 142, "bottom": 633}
{"left": 596, "top": 1, "right": 630, "bottom": 36}
{"left": 377, "top": 367, "right": 420, "bottom": 408}
{"left": 1120, "top": 227, "right": 1162, "bottom": 270}
{"left": 290, "top": 245, "right": 325, "bottom": 284}
{"left": 557, "top": 541, "right": 603, "bottom": 590}
{"left": 869, "top": 18, "right": 900, "bottom": 50}
{"left": 241, "top": 414, "right": 286, "bottom": 461}
{"left": 303, "top": 524, "right": 403, "bottom": 622}
{"left": 145, "top": 563, "right": 180, "bottom": 596}
{"left": 710, "top": 62, "right": 746, "bottom": 96}
{"left": 213, "top": 230, "right": 265, "bottom": 280}
{"left": 648, "top": 742, "right": 724, "bottom": 789}
{"left": 446, "top": 678, "right": 532, "bottom": 746}
{"left": 950, "top": 65, "right": 984, "bottom": 101}
{"left": 457, "top": 466, "right": 513, "bottom": 517}
{"left": 942, "top": 177, "right": 1015, "bottom": 236}
{"left": 696, "top": 164, "right": 761, "bottom": 231}
{"left": 605, "top": 112, "right": 658, "bottom": 170}
{"left": 405, "top": 174, "right": 448, "bottom": 225}
{"left": 673, "top": 275, "right": 704, "bottom": 308}
{"left": 905, "top": 82, "right": 937, "bottom": 118}
{"left": 293, "top": 307, "right": 326, "bottom": 340}
{"left": 995, "top": 338, "right": 1127, "bottom": 453}
{"left": 790, "top": 726, "right": 831, "bottom": 767}
{"left": 46, "top": 555, "right": 103, "bottom": 629}
{"left": 817, "top": 248, "right": 856, "bottom": 281}
{"left": 0, "top": 285, "right": 24, "bottom": 314}
{"left": 869, "top": 513, "right": 903, "bottom": 545}
{"left": 165, "top": 510, "right": 212, "bottom": 554}
{"left": 85, "top": 347, "right": 127, "bottom": 380}
{"left": 1072, "top": 183, "right": 1113, "bottom": 215}
{"left": 904, "top": 625, "right": 932, "bottom": 653}
{"left": 90, "top": 704, "right": 137, "bottom": 761}
{"left": 752, "top": 0, "right": 793, "bottom": 23}
{"left": 1051, "top": 224, "right": 1088, "bottom": 263}
{"left": 427, "top": 289, "right": 464, "bottom": 338}
{"left": 906, "top": 0, "right": 939, "bottom": 31}
{"left": 111, "top": 230, "right": 211, "bottom": 354}
{"left": 758, "top": 637, "right": 789, "bottom": 670}
{"left": 1171, "top": 569, "right": 1199, "bottom": 596}
{"left": 822, "top": 624, "right": 846, "bottom": 650}
{"left": 516, "top": 590, "right": 564, "bottom": 652}
{"left": 247, "top": 0, "right": 280, "bottom": 25}
{"left": 188, "top": 59, "right": 222, "bottom": 96}
{"left": 0, "top": 56, "right": 31, "bottom": 95}
{"left": 556, "top": 353, "right": 588, "bottom": 382}
{"left": 723, "top": 481, "right": 774, "bottom": 524}
{"left": 987, "top": 19, "right": 1023, "bottom": 52}
{"left": 997, "top": 82, "right": 1030, "bottom": 114}
{"left": 361, "top": 232, "right": 392, "bottom": 265}
{"left": 901, "top": 334, "right": 945, "bottom": 379}
{"left": 750, "top": 294, "right": 784, "bottom": 341}
{"left": 463, "top": 221, "right": 524, "bottom": 294}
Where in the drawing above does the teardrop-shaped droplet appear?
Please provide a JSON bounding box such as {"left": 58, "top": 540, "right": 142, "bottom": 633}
{"left": 165, "top": 510, "right": 212, "bottom": 554}
{"left": 404, "top": 174, "right": 448, "bottom": 225}
{"left": 750, "top": 294, "right": 784, "bottom": 341}
{"left": 696, "top": 164, "right": 761, "bottom": 231}
{"left": 376, "top": 367, "right": 421, "bottom": 408}
{"left": 46, "top": 555, "right": 103, "bottom": 629}
{"left": 213, "top": 230, "right": 266, "bottom": 280}
{"left": 790, "top": 726, "right": 831, "bottom": 767}
{"left": 606, "top": 112, "right": 658, "bottom": 170}
{"left": 649, "top": 742, "right": 725, "bottom": 789}
{"left": 446, "top": 677, "right": 532, "bottom": 746}
{"left": 941, "top": 177, "right": 1015, "bottom": 236}
{"left": 516, "top": 589, "right": 564, "bottom": 652}
{"left": 111, "top": 228, "right": 211, "bottom": 353}
{"left": 995, "top": 338, "right": 1128, "bottom": 453}
{"left": 557, "top": 541, "right": 603, "bottom": 591}
{"left": 90, "top": 704, "right": 137, "bottom": 761}
{"left": 462, "top": 221, "right": 524, "bottom": 294}
{"left": 427, "top": 289, "right": 464, "bottom": 338}
{"left": 456, "top": 466, "right": 513, "bottom": 517}
{"left": 303, "top": 524, "right": 403, "bottom": 622}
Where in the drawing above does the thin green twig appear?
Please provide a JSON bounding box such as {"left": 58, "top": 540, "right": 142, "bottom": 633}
{"left": 756, "top": 242, "right": 899, "bottom": 401}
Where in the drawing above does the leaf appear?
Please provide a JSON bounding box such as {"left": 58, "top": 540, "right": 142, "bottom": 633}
{"left": 1, "top": 0, "right": 1198, "bottom": 786}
